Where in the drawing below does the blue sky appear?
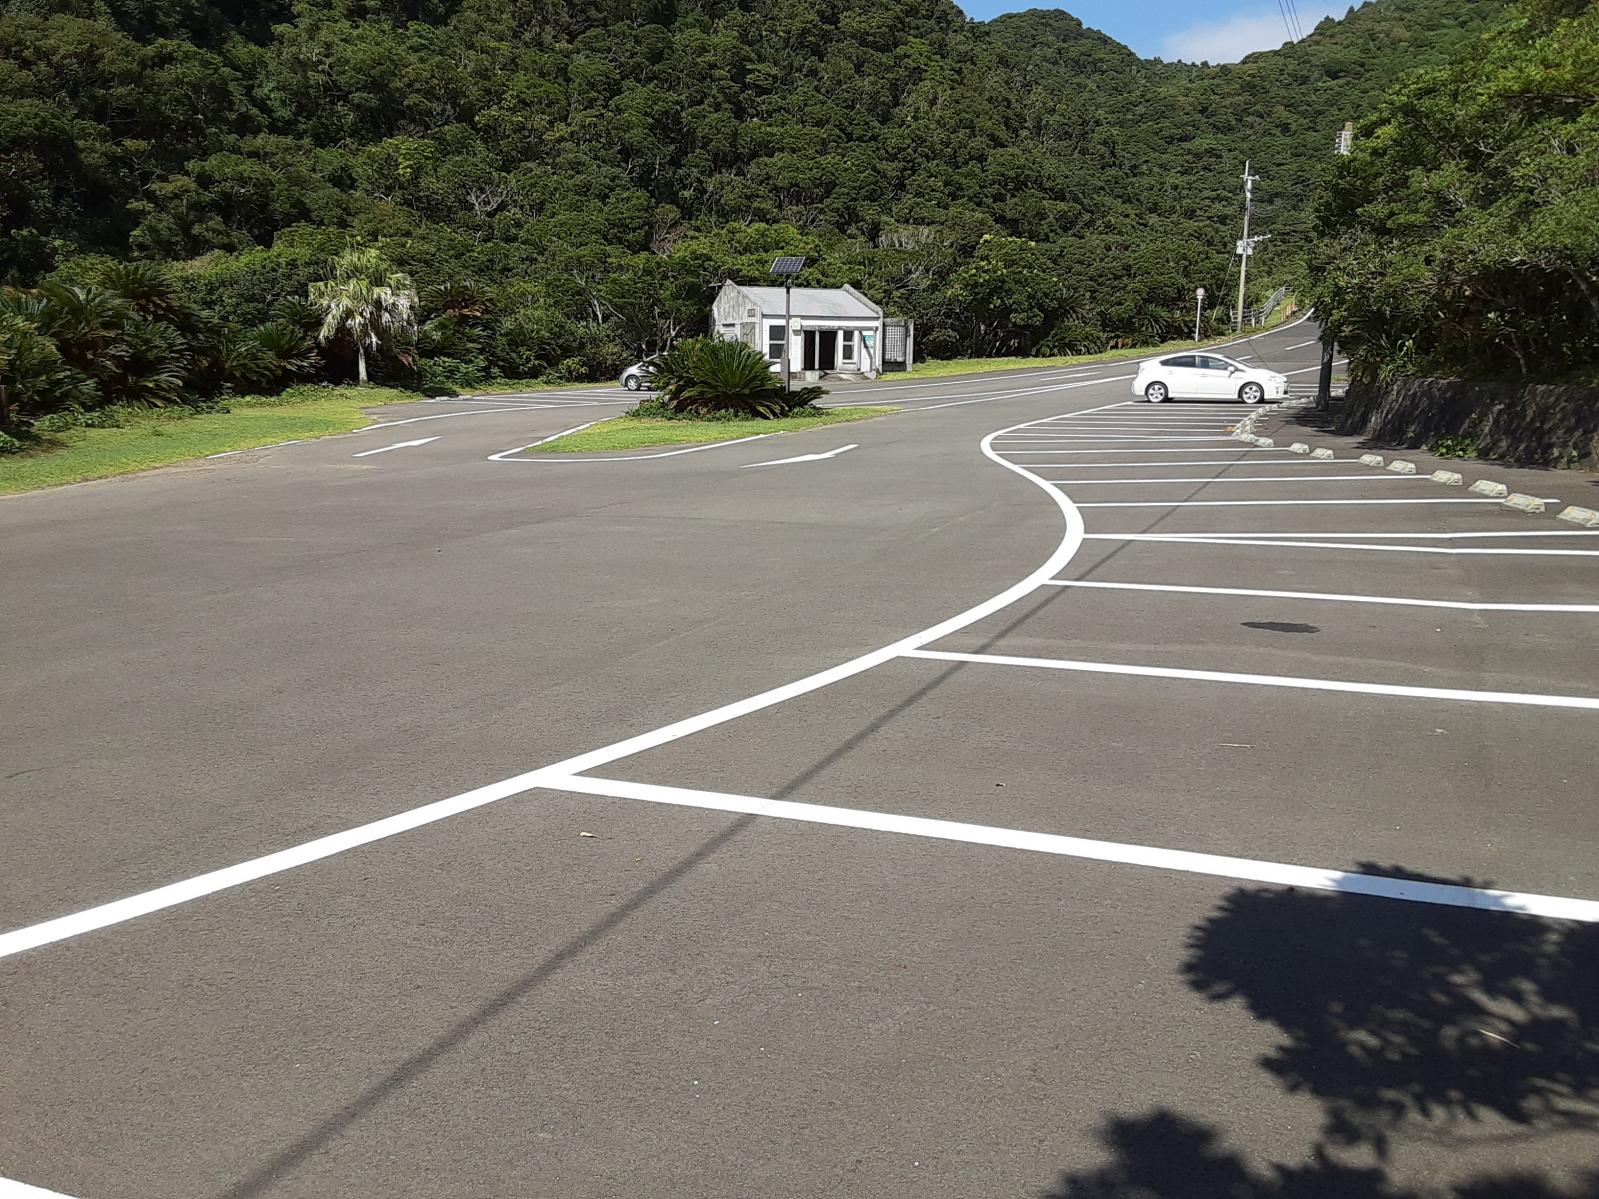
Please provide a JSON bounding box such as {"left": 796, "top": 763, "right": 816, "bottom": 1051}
{"left": 957, "top": 1, "right": 1345, "bottom": 62}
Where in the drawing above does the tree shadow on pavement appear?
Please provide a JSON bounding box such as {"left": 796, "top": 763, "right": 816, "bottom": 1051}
{"left": 1041, "top": 1108, "right": 1599, "bottom": 1199}
{"left": 1043, "top": 868, "right": 1599, "bottom": 1198}
{"left": 1184, "top": 868, "right": 1599, "bottom": 1157}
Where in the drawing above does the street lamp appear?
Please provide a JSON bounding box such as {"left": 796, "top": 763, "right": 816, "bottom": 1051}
{"left": 770, "top": 255, "right": 806, "bottom": 397}
{"left": 1194, "top": 287, "right": 1206, "bottom": 342}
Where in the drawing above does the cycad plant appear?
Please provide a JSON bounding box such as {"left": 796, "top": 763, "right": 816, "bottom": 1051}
{"left": 309, "top": 247, "right": 418, "bottom": 385}
{"left": 648, "top": 337, "right": 822, "bottom": 418}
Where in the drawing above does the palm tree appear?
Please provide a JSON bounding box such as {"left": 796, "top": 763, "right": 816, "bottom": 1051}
{"left": 308, "top": 247, "right": 417, "bottom": 385}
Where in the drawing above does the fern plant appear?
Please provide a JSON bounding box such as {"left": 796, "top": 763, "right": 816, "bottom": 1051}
{"left": 648, "top": 337, "right": 820, "bottom": 418}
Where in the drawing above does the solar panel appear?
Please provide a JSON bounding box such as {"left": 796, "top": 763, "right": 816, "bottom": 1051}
{"left": 770, "top": 256, "right": 807, "bottom": 276}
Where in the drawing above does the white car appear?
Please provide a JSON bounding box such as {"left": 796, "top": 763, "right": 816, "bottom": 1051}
{"left": 1132, "top": 353, "right": 1288, "bottom": 404}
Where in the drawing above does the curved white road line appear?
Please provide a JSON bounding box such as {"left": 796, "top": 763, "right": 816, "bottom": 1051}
{"left": 0, "top": 402, "right": 1118, "bottom": 960}
{"left": 532, "top": 406, "right": 1113, "bottom": 779}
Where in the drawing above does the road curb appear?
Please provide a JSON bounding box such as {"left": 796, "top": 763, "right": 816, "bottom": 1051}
{"left": 1386, "top": 459, "right": 1417, "bottom": 474}
{"left": 1470, "top": 479, "right": 1509, "bottom": 497}
{"left": 1429, "top": 470, "right": 1464, "bottom": 485}
{"left": 1310, "top": 447, "right": 1334, "bottom": 460}
{"left": 1358, "top": 453, "right": 1384, "bottom": 467}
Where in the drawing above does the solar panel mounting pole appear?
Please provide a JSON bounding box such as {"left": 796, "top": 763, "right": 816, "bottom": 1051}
{"left": 770, "top": 256, "right": 806, "bottom": 399}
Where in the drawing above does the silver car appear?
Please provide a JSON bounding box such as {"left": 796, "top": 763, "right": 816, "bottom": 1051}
{"left": 619, "top": 357, "right": 660, "bottom": 391}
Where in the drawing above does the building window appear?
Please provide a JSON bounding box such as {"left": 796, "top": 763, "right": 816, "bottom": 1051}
{"left": 841, "top": 330, "right": 857, "bottom": 363}
{"left": 767, "top": 323, "right": 786, "bottom": 362}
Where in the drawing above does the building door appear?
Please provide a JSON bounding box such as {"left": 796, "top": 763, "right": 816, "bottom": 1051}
{"left": 803, "top": 330, "right": 838, "bottom": 372}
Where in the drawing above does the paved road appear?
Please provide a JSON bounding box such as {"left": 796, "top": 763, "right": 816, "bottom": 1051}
{"left": 4, "top": 318, "right": 1598, "bottom": 1199}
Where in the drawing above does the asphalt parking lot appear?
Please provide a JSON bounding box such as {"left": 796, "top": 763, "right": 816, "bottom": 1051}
{"left": 4, "top": 317, "right": 1597, "bottom": 1199}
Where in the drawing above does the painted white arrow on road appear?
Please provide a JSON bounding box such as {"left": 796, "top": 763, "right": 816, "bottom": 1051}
{"left": 352, "top": 437, "right": 440, "bottom": 458}
{"left": 741, "top": 443, "right": 859, "bottom": 469}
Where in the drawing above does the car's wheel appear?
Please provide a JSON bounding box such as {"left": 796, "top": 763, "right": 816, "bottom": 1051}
{"left": 1239, "top": 382, "right": 1265, "bottom": 404}
{"left": 623, "top": 374, "right": 642, "bottom": 391}
{"left": 1145, "top": 381, "right": 1169, "bottom": 403}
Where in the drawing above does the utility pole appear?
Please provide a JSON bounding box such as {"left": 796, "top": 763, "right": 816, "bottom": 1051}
{"left": 1235, "top": 160, "right": 1259, "bottom": 333}
{"left": 1194, "top": 287, "right": 1205, "bottom": 342}
{"left": 783, "top": 280, "right": 792, "bottom": 398}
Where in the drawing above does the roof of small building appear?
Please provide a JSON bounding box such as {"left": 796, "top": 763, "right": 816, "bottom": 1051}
{"left": 724, "top": 282, "right": 881, "bottom": 320}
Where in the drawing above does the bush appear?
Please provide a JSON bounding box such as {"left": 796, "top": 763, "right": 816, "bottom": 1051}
{"left": 921, "top": 328, "right": 961, "bottom": 360}
{"left": 416, "top": 356, "right": 489, "bottom": 394}
{"left": 0, "top": 429, "right": 25, "bottom": 453}
{"left": 647, "top": 337, "right": 816, "bottom": 418}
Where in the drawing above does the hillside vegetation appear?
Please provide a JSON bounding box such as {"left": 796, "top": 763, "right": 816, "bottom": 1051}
{"left": 1309, "top": 0, "right": 1599, "bottom": 384}
{"left": 0, "top": 0, "right": 1501, "bottom": 429}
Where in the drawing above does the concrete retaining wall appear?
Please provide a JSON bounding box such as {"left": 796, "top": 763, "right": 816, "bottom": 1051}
{"left": 1337, "top": 377, "right": 1599, "bottom": 469}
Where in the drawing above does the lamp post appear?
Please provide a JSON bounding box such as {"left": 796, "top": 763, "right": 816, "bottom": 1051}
{"left": 770, "top": 255, "right": 806, "bottom": 398}
{"left": 1194, "top": 287, "right": 1205, "bottom": 343}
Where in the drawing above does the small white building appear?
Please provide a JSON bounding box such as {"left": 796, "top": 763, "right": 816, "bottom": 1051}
{"left": 709, "top": 280, "right": 910, "bottom": 380}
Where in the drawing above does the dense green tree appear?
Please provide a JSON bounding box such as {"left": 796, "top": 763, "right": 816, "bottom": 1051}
{"left": 0, "top": 0, "right": 1518, "bottom": 427}
{"left": 1309, "top": 0, "right": 1599, "bottom": 382}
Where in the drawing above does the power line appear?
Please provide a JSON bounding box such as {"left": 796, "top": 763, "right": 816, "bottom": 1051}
{"left": 1285, "top": 0, "right": 1307, "bottom": 41}
{"left": 1275, "top": 0, "right": 1297, "bottom": 42}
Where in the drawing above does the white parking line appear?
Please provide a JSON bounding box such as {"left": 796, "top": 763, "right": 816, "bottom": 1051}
{"left": 903, "top": 648, "right": 1599, "bottom": 711}
{"left": 1109, "top": 529, "right": 1599, "bottom": 540}
{"left": 910, "top": 375, "right": 1139, "bottom": 411}
{"left": 1009, "top": 459, "right": 1360, "bottom": 468}
{"left": 993, "top": 437, "right": 1240, "bottom": 443}
{"left": 1040, "top": 475, "right": 1426, "bottom": 485}
{"left": 541, "top": 774, "right": 1599, "bottom": 923}
{"left": 360, "top": 405, "right": 552, "bottom": 432}
{"left": 0, "top": 403, "right": 1120, "bottom": 959}
{"left": 1043, "top": 579, "right": 1599, "bottom": 613}
{"left": 0, "top": 1177, "right": 79, "bottom": 1198}
{"left": 1080, "top": 534, "right": 1599, "bottom": 556}
{"left": 1075, "top": 497, "right": 1523, "bottom": 509}
{"left": 993, "top": 447, "right": 1281, "bottom": 455}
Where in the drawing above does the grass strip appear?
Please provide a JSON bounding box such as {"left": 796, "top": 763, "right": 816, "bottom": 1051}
{"left": 530, "top": 406, "right": 893, "bottom": 454}
{"left": 886, "top": 304, "right": 1303, "bottom": 380}
{"left": 0, "top": 386, "right": 418, "bottom": 495}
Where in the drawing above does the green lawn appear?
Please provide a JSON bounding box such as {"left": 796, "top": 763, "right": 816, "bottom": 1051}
{"left": 0, "top": 386, "right": 418, "bottom": 495}
{"left": 529, "top": 406, "right": 893, "bottom": 454}
{"left": 886, "top": 304, "right": 1303, "bottom": 380}
{"left": 455, "top": 378, "right": 615, "bottom": 395}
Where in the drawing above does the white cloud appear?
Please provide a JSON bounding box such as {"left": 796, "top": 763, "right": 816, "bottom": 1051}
{"left": 1160, "top": 4, "right": 1339, "bottom": 64}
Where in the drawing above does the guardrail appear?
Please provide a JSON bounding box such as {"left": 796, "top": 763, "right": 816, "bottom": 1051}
{"left": 1235, "top": 284, "right": 1289, "bottom": 329}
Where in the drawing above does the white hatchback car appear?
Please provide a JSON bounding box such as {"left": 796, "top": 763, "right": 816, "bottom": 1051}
{"left": 1132, "top": 353, "right": 1288, "bottom": 404}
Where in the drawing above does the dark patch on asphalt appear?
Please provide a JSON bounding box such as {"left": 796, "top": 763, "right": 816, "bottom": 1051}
{"left": 1241, "top": 620, "right": 1321, "bottom": 634}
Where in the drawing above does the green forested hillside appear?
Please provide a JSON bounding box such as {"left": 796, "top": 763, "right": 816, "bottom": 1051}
{"left": 0, "top": 0, "right": 1500, "bottom": 417}
{"left": 1310, "top": 0, "right": 1599, "bottom": 384}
